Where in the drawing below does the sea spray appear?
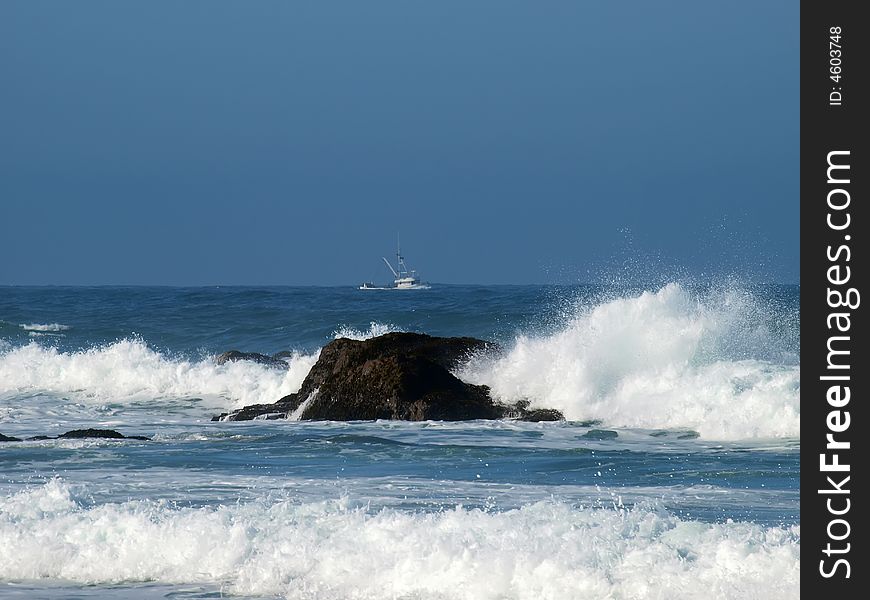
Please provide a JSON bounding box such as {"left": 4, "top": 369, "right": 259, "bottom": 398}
{"left": 460, "top": 283, "right": 800, "bottom": 439}
{"left": 332, "top": 321, "right": 403, "bottom": 341}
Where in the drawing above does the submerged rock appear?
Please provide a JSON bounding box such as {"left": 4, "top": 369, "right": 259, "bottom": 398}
{"left": 650, "top": 429, "right": 700, "bottom": 440}
{"left": 1, "top": 429, "right": 150, "bottom": 442}
{"left": 215, "top": 350, "right": 288, "bottom": 369}
{"left": 581, "top": 429, "right": 619, "bottom": 440}
{"left": 215, "top": 332, "right": 504, "bottom": 422}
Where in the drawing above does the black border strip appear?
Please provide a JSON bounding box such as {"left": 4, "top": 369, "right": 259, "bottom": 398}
{"left": 802, "top": 0, "right": 868, "bottom": 594}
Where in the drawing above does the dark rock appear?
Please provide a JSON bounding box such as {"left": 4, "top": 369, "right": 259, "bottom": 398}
{"left": 501, "top": 400, "right": 565, "bottom": 422}
{"left": 213, "top": 394, "right": 304, "bottom": 422}
{"left": 216, "top": 350, "right": 288, "bottom": 369}
{"left": 581, "top": 429, "right": 618, "bottom": 440}
{"left": 517, "top": 408, "right": 565, "bottom": 422}
{"left": 58, "top": 429, "right": 151, "bottom": 441}
{"left": 216, "top": 332, "right": 502, "bottom": 422}
{"left": 3, "top": 429, "right": 150, "bottom": 441}
{"left": 272, "top": 351, "right": 297, "bottom": 361}
{"left": 59, "top": 428, "right": 126, "bottom": 439}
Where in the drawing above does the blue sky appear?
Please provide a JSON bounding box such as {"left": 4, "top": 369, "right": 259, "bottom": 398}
{"left": 0, "top": 1, "right": 798, "bottom": 285}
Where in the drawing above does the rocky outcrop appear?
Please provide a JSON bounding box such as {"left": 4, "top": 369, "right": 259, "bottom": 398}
{"left": 0, "top": 429, "right": 150, "bottom": 442}
{"left": 215, "top": 332, "right": 510, "bottom": 422}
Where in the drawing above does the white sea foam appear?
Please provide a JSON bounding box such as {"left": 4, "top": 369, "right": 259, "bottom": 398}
{"left": 288, "top": 389, "right": 319, "bottom": 421}
{"left": 0, "top": 339, "right": 318, "bottom": 410}
{"left": 19, "top": 323, "right": 71, "bottom": 332}
{"left": 461, "top": 283, "right": 800, "bottom": 440}
{"left": 28, "top": 331, "right": 65, "bottom": 338}
{"left": 333, "top": 321, "right": 403, "bottom": 340}
{"left": 0, "top": 479, "right": 799, "bottom": 600}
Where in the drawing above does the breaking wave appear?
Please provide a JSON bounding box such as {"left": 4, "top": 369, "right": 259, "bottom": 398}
{"left": 0, "top": 479, "right": 799, "bottom": 600}
{"left": 0, "top": 339, "right": 317, "bottom": 410}
{"left": 461, "top": 283, "right": 800, "bottom": 440}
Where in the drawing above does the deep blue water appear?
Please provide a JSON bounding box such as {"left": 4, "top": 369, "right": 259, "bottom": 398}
{"left": 0, "top": 284, "right": 799, "bottom": 355}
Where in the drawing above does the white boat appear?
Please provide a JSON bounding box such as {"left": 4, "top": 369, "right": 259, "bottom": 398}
{"left": 359, "top": 240, "right": 430, "bottom": 290}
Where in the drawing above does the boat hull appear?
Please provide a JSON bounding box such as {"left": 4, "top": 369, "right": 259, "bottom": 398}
{"left": 359, "top": 284, "right": 431, "bottom": 290}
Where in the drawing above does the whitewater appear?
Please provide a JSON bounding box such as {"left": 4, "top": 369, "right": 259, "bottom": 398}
{"left": 0, "top": 283, "right": 800, "bottom": 599}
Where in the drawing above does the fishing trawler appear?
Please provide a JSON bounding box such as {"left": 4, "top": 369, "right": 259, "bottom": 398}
{"left": 359, "top": 240, "right": 430, "bottom": 290}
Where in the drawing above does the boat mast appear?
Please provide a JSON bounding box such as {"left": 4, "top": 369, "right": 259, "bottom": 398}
{"left": 397, "top": 233, "right": 403, "bottom": 277}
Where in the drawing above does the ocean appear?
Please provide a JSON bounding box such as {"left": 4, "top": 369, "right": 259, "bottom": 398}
{"left": 0, "top": 283, "right": 800, "bottom": 599}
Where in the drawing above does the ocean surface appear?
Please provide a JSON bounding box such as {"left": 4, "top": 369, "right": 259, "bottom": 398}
{"left": 0, "top": 283, "right": 800, "bottom": 599}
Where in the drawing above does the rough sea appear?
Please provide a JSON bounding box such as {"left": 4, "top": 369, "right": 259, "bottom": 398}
{"left": 0, "top": 283, "right": 800, "bottom": 599}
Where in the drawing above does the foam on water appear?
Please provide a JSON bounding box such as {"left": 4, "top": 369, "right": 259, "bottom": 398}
{"left": 0, "top": 339, "right": 317, "bottom": 410}
{"left": 28, "top": 331, "right": 66, "bottom": 338}
{"left": 19, "top": 323, "right": 71, "bottom": 332}
{"left": 0, "top": 480, "right": 799, "bottom": 600}
{"left": 461, "top": 283, "right": 800, "bottom": 440}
